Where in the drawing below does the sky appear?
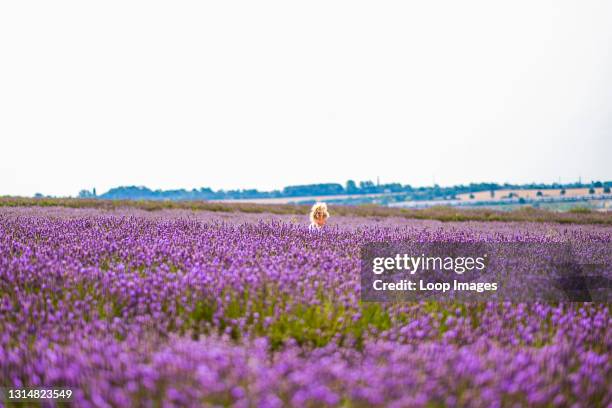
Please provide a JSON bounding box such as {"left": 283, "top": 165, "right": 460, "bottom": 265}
{"left": 1, "top": 1, "right": 611, "bottom": 197}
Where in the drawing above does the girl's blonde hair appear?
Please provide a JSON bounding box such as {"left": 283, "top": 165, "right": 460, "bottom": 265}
{"left": 309, "top": 202, "right": 330, "bottom": 223}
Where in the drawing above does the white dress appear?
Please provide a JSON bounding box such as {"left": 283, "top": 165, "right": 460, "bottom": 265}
{"left": 308, "top": 222, "right": 322, "bottom": 232}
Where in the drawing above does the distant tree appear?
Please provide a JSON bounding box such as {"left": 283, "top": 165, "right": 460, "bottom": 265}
{"left": 469, "top": 193, "right": 475, "bottom": 199}
{"left": 593, "top": 181, "right": 603, "bottom": 188}
{"left": 490, "top": 190, "right": 495, "bottom": 198}
{"left": 560, "top": 189, "right": 566, "bottom": 195}
{"left": 345, "top": 180, "right": 358, "bottom": 194}
{"left": 34, "top": 193, "right": 44, "bottom": 198}
{"left": 604, "top": 186, "right": 611, "bottom": 194}
{"left": 101, "top": 186, "right": 155, "bottom": 200}
{"left": 518, "top": 197, "right": 526, "bottom": 204}
{"left": 381, "top": 183, "right": 403, "bottom": 192}
{"left": 588, "top": 187, "right": 595, "bottom": 194}
{"left": 536, "top": 191, "right": 543, "bottom": 197}
{"left": 283, "top": 183, "right": 344, "bottom": 197}
{"left": 359, "top": 181, "right": 375, "bottom": 190}
{"left": 78, "top": 189, "right": 94, "bottom": 198}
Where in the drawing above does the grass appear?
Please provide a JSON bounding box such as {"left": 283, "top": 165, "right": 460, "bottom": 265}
{"left": 1, "top": 196, "right": 611, "bottom": 225}
{"left": 568, "top": 206, "right": 592, "bottom": 214}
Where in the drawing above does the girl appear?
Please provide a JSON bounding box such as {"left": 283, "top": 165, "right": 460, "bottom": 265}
{"left": 309, "top": 202, "right": 329, "bottom": 231}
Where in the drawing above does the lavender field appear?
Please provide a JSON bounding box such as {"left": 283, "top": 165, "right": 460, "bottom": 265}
{"left": 1, "top": 206, "right": 610, "bottom": 407}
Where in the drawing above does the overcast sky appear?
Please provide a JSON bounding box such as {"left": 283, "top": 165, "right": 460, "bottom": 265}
{"left": 1, "top": 1, "right": 611, "bottom": 197}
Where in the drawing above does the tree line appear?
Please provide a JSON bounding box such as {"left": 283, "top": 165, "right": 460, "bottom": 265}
{"left": 75, "top": 180, "right": 612, "bottom": 201}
